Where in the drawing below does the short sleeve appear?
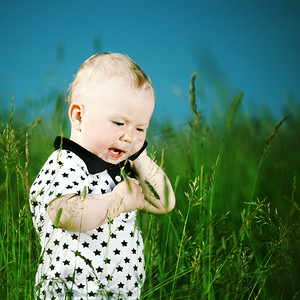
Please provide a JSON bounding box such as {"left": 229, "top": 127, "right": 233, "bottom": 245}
{"left": 29, "top": 149, "right": 89, "bottom": 232}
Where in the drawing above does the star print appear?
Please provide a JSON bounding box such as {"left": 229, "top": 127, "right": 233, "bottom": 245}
{"left": 70, "top": 167, "right": 75, "bottom": 172}
{"left": 94, "top": 249, "right": 101, "bottom": 256}
{"left": 46, "top": 180, "right": 51, "bottom": 185}
{"left": 110, "top": 233, "right": 117, "bottom": 239}
{"left": 46, "top": 248, "right": 53, "bottom": 255}
{"left": 53, "top": 181, "right": 59, "bottom": 187}
{"left": 88, "top": 291, "right": 95, "bottom": 297}
{"left": 126, "top": 274, "right": 132, "bottom": 280}
{"left": 96, "top": 266, "right": 103, "bottom": 273}
{"left": 113, "top": 248, "right": 120, "bottom": 255}
{"left": 63, "top": 259, "right": 70, "bottom": 265}
{"left": 91, "top": 180, "right": 98, "bottom": 186}
{"left": 76, "top": 267, "right": 83, "bottom": 274}
{"left": 50, "top": 264, "right": 55, "bottom": 270}
{"left": 62, "top": 173, "right": 68, "bottom": 178}
{"left": 127, "top": 291, "right": 133, "bottom": 297}
{"left": 118, "top": 225, "right": 125, "bottom": 231}
{"left": 106, "top": 274, "right": 113, "bottom": 281}
{"left": 124, "top": 257, "right": 130, "bottom": 263}
{"left": 73, "top": 181, "right": 79, "bottom": 185}
{"left": 54, "top": 239, "right": 60, "bottom": 245}
{"left": 78, "top": 283, "right": 85, "bottom": 289}
{"left": 55, "top": 272, "right": 60, "bottom": 278}
{"left": 66, "top": 185, "right": 73, "bottom": 189}
{"left": 101, "top": 241, "right": 107, "bottom": 247}
{"left": 132, "top": 248, "right": 137, "bottom": 254}
{"left": 71, "top": 234, "right": 78, "bottom": 240}
{"left": 56, "top": 287, "right": 62, "bottom": 294}
{"left": 87, "top": 275, "right": 94, "bottom": 281}
{"left": 97, "top": 227, "right": 104, "bottom": 233}
{"left": 104, "top": 258, "right": 111, "bottom": 264}
{"left": 66, "top": 275, "right": 73, "bottom": 282}
{"left": 121, "top": 240, "right": 128, "bottom": 247}
{"left": 63, "top": 243, "right": 69, "bottom": 249}
{"left": 49, "top": 159, "right": 53, "bottom": 164}
{"left": 116, "top": 265, "right": 123, "bottom": 272}
{"left": 51, "top": 170, "right": 56, "bottom": 175}
{"left": 82, "top": 242, "right": 89, "bottom": 248}
{"left": 90, "top": 233, "right": 98, "bottom": 240}
{"left": 133, "top": 265, "right": 138, "bottom": 271}
{"left": 118, "top": 282, "right": 124, "bottom": 288}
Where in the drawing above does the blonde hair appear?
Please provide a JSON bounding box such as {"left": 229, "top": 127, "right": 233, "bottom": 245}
{"left": 67, "top": 52, "right": 153, "bottom": 105}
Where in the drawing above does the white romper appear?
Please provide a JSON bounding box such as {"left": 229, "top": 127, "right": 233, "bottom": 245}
{"left": 30, "top": 137, "right": 145, "bottom": 300}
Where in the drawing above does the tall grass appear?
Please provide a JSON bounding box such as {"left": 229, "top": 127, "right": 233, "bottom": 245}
{"left": 0, "top": 73, "right": 299, "bottom": 299}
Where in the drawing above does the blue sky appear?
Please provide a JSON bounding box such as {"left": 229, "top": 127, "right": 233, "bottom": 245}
{"left": 0, "top": 0, "right": 299, "bottom": 125}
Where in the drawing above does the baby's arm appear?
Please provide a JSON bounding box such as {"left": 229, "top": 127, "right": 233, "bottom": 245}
{"left": 131, "top": 150, "right": 176, "bottom": 214}
{"left": 47, "top": 178, "right": 144, "bottom": 232}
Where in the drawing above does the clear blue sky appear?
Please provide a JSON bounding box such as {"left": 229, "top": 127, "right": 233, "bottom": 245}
{"left": 1, "top": 0, "right": 299, "bottom": 125}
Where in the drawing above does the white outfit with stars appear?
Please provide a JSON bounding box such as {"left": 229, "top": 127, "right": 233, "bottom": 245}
{"left": 30, "top": 137, "right": 145, "bottom": 300}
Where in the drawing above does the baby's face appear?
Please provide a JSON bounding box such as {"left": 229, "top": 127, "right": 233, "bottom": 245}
{"left": 78, "top": 76, "right": 154, "bottom": 164}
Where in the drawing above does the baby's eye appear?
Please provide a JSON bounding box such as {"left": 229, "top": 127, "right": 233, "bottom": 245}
{"left": 136, "top": 128, "right": 145, "bottom": 132}
{"left": 113, "top": 121, "right": 124, "bottom": 126}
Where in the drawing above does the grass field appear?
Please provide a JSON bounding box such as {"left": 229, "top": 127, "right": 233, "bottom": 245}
{"left": 0, "top": 75, "right": 299, "bottom": 299}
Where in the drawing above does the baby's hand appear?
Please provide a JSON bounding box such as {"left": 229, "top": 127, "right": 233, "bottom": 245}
{"left": 113, "top": 178, "right": 145, "bottom": 213}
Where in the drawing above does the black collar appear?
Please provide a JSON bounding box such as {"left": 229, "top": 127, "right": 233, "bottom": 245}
{"left": 54, "top": 137, "right": 132, "bottom": 184}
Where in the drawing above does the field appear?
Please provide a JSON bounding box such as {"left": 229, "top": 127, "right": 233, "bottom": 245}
{"left": 0, "top": 75, "right": 300, "bottom": 299}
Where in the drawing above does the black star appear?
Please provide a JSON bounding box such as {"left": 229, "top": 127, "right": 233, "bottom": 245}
{"left": 126, "top": 274, "right": 132, "bottom": 280}
{"left": 49, "top": 191, "right": 54, "bottom": 196}
{"left": 96, "top": 266, "right": 103, "bottom": 273}
{"left": 118, "top": 282, "right": 124, "bottom": 288}
{"left": 49, "top": 159, "right": 53, "bottom": 164}
{"left": 127, "top": 290, "right": 133, "bottom": 297}
{"left": 88, "top": 291, "right": 95, "bottom": 297}
{"left": 138, "top": 256, "right": 142, "bottom": 263}
{"left": 70, "top": 167, "right": 75, "bottom": 172}
{"left": 94, "top": 249, "right": 101, "bottom": 256}
{"left": 66, "top": 275, "right": 73, "bottom": 282}
{"left": 51, "top": 170, "right": 56, "bottom": 175}
{"left": 97, "top": 227, "right": 104, "bottom": 233}
{"left": 121, "top": 240, "right": 128, "bottom": 247}
{"left": 46, "top": 248, "right": 53, "bottom": 255}
{"left": 45, "top": 169, "right": 49, "bottom": 175}
{"left": 53, "top": 182, "right": 59, "bottom": 187}
{"left": 134, "top": 281, "right": 139, "bottom": 288}
{"left": 118, "top": 225, "right": 125, "bottom": 231}
{"left": 54, "top": 239, "right": 60, "bottom": 246}
{"left": 50, "top": 264, "right": 55, "bottom": 270}
{"left": 71, "top": 234, "right": 78, "bottom": 240}
{"left": 56, "top": 256, "right": 60, "bottom": 261}
{"left": 63, "top": 243, "right": 69, "bottom": 249}
{"left": 104, "top": 258, "right": 111, "bottom": 264}
{"left": 105, "top": 180, "right": 109, "bottom": 185}
{"left": 113, "top": 248, "right": 120, "bottom": 255}
{"left": 46, "top": 180, "right": 51, "bottom": 185}
{"left": 82, "top": 242, "right": 90, "bottom": 248}
{"left": 87, "top": 275, "right": 94, "bottom": 281}
{"left": 90, "top": 233, "right": 98, "bottom": 240}
{"left": 58, "top": 160, "right": 63, "bottom": 165}
{"left": 80, "top": 176, "right": 85, "bottom": 181}
{"left": 136, "top": 240, "right": 140, "bottom": 246}
{"left": 124, "top": 257, "right": 130, "bottom": 263}
{"left": 78, "top": 283, "right": 85, "bottom": 289}
{"left": 116, "top": 265, "right": 123, "bottom": 272}
{"left": 101, "top": 241, "right": 107, "bottom": 247}
{"left": 88, "top": 187, "right": 93, "bottom": 194}
{"left": 55, "top": 272, "right": 60, "bottom": 278}
{"left": 73, "top": 181, "right": 79, "bottom": 186}
{"left": 130, "top": 231, "right": 134, "bottom": 237}
{"left": 106, "top": 274, "right": 113, "bottom": 281}
{"left": 91, "top": 180, "right": 98, "bottom": 186}
{"left": 101, "top": 188, "right": 106, "bottom": 194}
{"left": 56, "top": 287, "right": 62, "bottom": 294}
{"left": 107, "top": 291, "right": 114, "bottom": 297}
{"left": 66, "top": 185, "right": 73, "bottom": 189}
{"left": 76, "top": 267, "right": 83, "bottom": 274}
{"left": 132, "top": 248, "right": 137, "bottom": 254}
{"left": 133, "top": 265, "right": 138, "bottom": 271}
{"left": 62, "top": 173, "right": 69, "bottom": 178}
{"left": 63, "top": 259, "right": 70, "bottom": 265}
{"left": 125, "top": 213, "right": 129, "bottom": 219}
{"left": 110, "top": 233, "right": 117, "bottom": 239}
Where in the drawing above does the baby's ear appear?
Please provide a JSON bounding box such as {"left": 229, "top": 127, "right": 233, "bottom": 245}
{"left": 68, "top": 102, "right": 84, "bottom": 130}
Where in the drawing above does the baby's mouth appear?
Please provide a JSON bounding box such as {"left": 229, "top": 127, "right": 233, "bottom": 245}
{"left": 108, "top": 148, "right": 125, "bottom": 159}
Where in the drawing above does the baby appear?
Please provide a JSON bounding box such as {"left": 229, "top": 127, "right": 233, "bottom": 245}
{"left": 29, "top": 53, "right": 175, "bottom": 299}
